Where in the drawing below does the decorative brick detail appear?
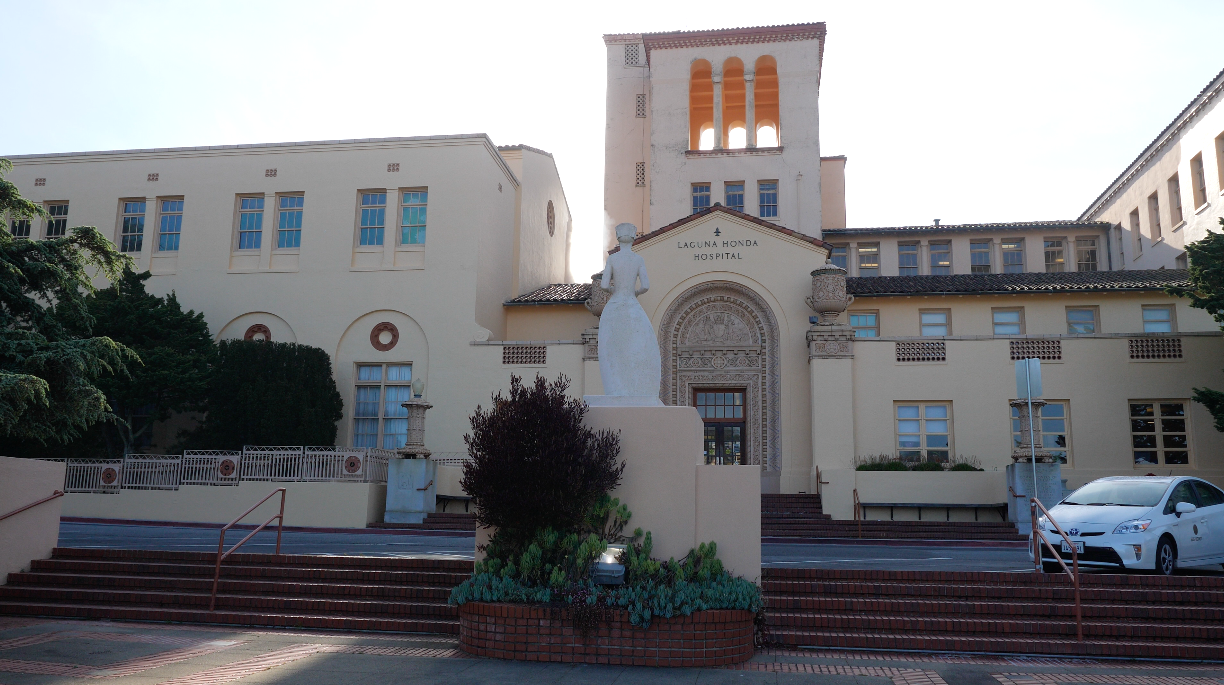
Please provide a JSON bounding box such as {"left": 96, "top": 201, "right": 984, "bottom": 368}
{"left": 244, "top": 324, "right": 271, "bottom": 342}
{"left": 387, "top": 163, "right": 400, "bottom": 172}
{"left": 896, "top": 340, "right": 945, "bottom": 363}
{"left": 458, "top": 602, "right": 754, "bottom": 666}
{"left": 635, "top": 162, "right": 646, "bottom": 187}
{"left": 34, "top": 178, "right": 46, "bottom": 186}
{"left": 370, "top": 321, "right": 399, "bottom": 351}
{"left": 808, "top": 324, "right": 853, "bottom": 359}
{"left": 147, "top": 173, "right": 159, "bottom": 182}
{"left": 635, "top": 93, "right": 647, "bottom": 117}
{"left": 502, "top": 345, "right": 546, "bottom": 365}
{"left": 624, "top": 43, "right": 640, "bottom": 65}
{"left": 1009, "top": 339, "right": 1061, "bottom": 361}
{"left": 1129, "top": 337, "right": 1182, "bottom": 360}
{"left": 265, "top": 168, "right": 277, "bottom": 178}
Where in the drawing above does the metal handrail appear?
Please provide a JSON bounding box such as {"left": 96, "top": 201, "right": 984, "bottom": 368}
{"left": 0, "top": 490, "right": 64, "bottom": 523}
{"left": 1029, "top": 497, "right": 1083, "bottom": 641}
{"left": 853, "top": 488, "right": 861, "bottom": 538}
{"left": 209, "top": 488, "right": 286, "bottom": 611}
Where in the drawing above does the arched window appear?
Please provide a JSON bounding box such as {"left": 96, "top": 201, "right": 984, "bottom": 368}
{"left": 689, "top": 60, "right": 713, "bottom": 151}
{"left": 721, "top": 58, "right": 745, "bottom": 149}
{"left": 754, "top": 56, "right": 779, "bottom": 146}
{"left": 728, "top": 123, "right": 747, "bottom": 149}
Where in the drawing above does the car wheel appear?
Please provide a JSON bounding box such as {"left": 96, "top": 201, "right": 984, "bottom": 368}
{"left": 1155, "top": 536, "right": 1176, "bottom": 576}
{"left": 1042, "top": 561, "right": 1063, "bottom": 574}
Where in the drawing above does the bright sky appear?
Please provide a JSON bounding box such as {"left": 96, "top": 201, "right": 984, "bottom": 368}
{"left": 3, "top": 1, "right": 1222, "bottom": 281}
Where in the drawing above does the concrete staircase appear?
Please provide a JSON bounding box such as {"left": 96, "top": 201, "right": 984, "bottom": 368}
{"left": 368, "top": 512, "right": 477, "bottom": 533}
{"left": 763, "top": 567, "right": 1224, "bottom": 659}
{"left": 0, "top": 548, "right": 473, "bottom": 633}
{"left": 762, "top": 494, "right": 1025, "bottom": 542}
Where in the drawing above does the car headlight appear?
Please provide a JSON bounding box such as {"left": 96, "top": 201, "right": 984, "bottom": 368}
{"left": 1037, "top": 517, "right": 1049, "bottom": 532}
{"left": 1112, "top": 519, "right": 1152, "bottom": 534}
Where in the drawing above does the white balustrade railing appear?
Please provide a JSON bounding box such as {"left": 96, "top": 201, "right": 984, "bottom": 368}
{"left": 240, "top": 446, "right": 305, "bottom": 481}
{"left": 121, "top": 454, "right": 182, "bottom": 490}
{"left": 182, "top": 451, "right": 242, "bottom": 486}
{"left": 64, "top": 459, "right": 124, "bottom": 494}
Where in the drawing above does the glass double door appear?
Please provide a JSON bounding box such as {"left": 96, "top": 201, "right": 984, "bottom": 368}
{"left": 696, "top": 389, "right": 745, "bottom": 465}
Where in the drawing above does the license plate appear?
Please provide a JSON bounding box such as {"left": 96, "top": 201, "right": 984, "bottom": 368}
{"left": 1061, "top": 541, "right": 1084, "bottom": 554}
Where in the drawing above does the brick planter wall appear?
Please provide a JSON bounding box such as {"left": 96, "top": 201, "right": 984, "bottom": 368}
{"left": 458, "top": 602, "right": 755, "bottom": 666}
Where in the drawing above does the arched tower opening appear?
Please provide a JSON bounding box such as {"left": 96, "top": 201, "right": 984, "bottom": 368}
{"left": 689, "top": 59, "right": 714, "bottom": 150}
{"left": 721, "top": 57, "right": 746, "bottom": 149}
{"left": 754, "top": 55, "right": 780, "bottom": 147}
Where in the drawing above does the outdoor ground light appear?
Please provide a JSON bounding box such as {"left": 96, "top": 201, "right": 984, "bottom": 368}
{"left": 412, "top": 377, "right": 424, "bottom": 399}
{"left": 592, "top": 544, "right": 626, "bottom": 585}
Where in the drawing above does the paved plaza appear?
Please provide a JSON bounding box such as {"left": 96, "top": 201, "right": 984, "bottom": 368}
{"left": 0, "top": 616, "right": 1222, "bottom": 685}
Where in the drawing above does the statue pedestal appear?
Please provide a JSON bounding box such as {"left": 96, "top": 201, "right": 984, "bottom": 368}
{"left": 1006, "top": 461, "right": 1063, "bottom": 534}
{"left": 582, "top": 405, "right": 760, "bottom": 580}
{"left": 385, "top": 458, "right": 437, "bottom": 524}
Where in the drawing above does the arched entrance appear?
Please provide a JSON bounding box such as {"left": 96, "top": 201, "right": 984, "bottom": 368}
{"left": 657, "top": 281, "right": 780, "bottom": 473}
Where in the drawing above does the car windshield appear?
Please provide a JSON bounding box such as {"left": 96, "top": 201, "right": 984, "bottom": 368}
{"left": 1062, "top": 480, "right": 1169, "bottom": 507}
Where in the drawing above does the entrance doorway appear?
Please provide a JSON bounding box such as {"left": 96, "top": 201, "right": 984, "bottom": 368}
{"left": 696, "top": 389, "right": 746, "bottom": 465}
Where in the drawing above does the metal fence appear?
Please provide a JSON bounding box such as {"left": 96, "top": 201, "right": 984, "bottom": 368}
{"left": 64, "top": 459, "right": 124, "bottom": 494}
{"left": 56, "top": 447, "right": 396, "bottom": 493}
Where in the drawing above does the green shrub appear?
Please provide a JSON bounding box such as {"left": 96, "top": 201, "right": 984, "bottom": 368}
{"left": 909, "top": 460, "right": 944, "bottom": 472}
{"left": 949, "top": 462, "right": 982, "bottom": 471}
{"left": 855, "top": 454, "right": 908, "bottom": 471}
{"left": 948, "top": 454, "right": 984, "bottom": 471}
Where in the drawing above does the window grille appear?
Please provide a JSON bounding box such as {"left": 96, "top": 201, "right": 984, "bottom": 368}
{"left": 1010, "top": 339, "right": 1060, "bottom": 361}
{"left": 147, "top": 173, "right": 159, "bottom": 182}
{"left": 360, "top": 193, "right": 386, "bottom": 246}
{"left": 758, "top": 181, "right": 778, "bottom": 218}
{"left": 624, "top": 44, "right": 639, "bottom": 65}
{"left": 970, "top": 241, "right": 992, "bottom": 273}
{"left": 896, "top": 340, "right": 945, "bottom": 363}
{"left": 1002, "top": 239, "right": 1024, "bottom": 273}
{"left": 725, "top": 183, "right": 744, "bottom": 212}
{"left": 401, "top": 190, "right": 428, "bottom": 244}
{"left": 1129, "top": 337, "right": 1182, "bottom": 360}
{"left": 635, "top": 93, "right": 647, "bottom": 117}
{"left": 1076, "top": 238, "right": 1098, "bottom": 272}
{"left": 829, "top": 245, "right": 848, "bottom": 269}
{"left": 929, "top": 242, "right": 951, "bottom": 275}
{"left": 898, "top": 243, "right": 918, "bottom": 276}
{"left": 691, "top": 183, "right": 711, "bottom": 213}
{"left": 34, "top": 178, "right": 46, "bottom": 186}
{"left": 387, "top": 163, "right": 400, "bottom": 172}
{"left": 9, "top": 219, "right": 31, "bottom": 238}
{"left": 353, "top": 363, "right": 413, "bottom": 449}
{"left": 120, "top": 201, "right": 146, "bottom": 253}
{"left": 237, "top": 197, "right": 264, "bottom": 250}
{"left": 277, "top": 195, "right": 304, "bottom": 249}
{"left": 503, "top": 345, "right": 546, "bottom": 365}
{"left": 635, "top": 162, "right": 646, "bottom": 187}
{"left": 45, "top": 203, "right": 68, "bottom": 238}
{"left": 159, "top": 199, "right": 184, "bottom": 251}
{"left": 857, "top": 243, "right": 879, "bottom": 277}
{"left": 1130, "top": 401, "right": 1189, "bottom": 465}
{"left": 265, "top": 168, "right": 277, "bottom": 178}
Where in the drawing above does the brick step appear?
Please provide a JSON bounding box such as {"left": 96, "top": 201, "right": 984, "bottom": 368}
{"left": 762, "top": 530, "right": 1026, "bottom": 540}
{"left": 765, "top": 629, "right": 1224, "bottom": 660}
{"left": 0, "top": 601, "right": 459, "bottom": 634}
{"left": 30, "top": 559, "right": 470, "bottom": 586}
{"left": 764, "top": 568, "right": 1224, "bottom": 589}
{"left": 764, "top": 582, "right": 1224, "bottom": 605}
{"left": 49, "top": 547, "right": 474, "bottom": 571}
{"left": 0, "top": 586, "right": 456, "bottom": 618}
{"left": 761, "top": 513, "right": 833, "bottom": 520}
{"left": 368, "top": 522, "right": 476, "bottom": 531}
{"left": 7, "top": 573, "right": 454, "bottom": 600}
{"left": 765, "top": 611, "right": 1224, "bottom": 641}
{"left": 762, "top": 520, "right": 1018, "bottom": 528}
{"left": 765, "top": 596, "right": 1224, "bottom": 620}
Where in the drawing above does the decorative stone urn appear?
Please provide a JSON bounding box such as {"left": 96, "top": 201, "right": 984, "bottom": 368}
{"left": 396, "top": 399, "right": 433, "bottom": 459}
{"left": 584, "top": 271, "right": 609, "bottom": 317}
{"left": 805, "top": 264, "right": 854, "bottom": 325}
{"left": 1009, "top": 399, "right": 1057, "bottom": 463}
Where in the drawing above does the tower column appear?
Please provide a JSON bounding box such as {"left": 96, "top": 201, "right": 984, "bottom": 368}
{"left": 744, "top": 71, "right": 756, "bottom": 148}
{"left": 712, "top": 71, "right": 724, "bottom": 150}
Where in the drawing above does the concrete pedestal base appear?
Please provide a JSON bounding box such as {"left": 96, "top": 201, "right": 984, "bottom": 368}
{"left": 385, "top": 458, "right": 437, "bottom": 524}
{"left": 1007, "top": 461, "right": 1063, "bottom": 534}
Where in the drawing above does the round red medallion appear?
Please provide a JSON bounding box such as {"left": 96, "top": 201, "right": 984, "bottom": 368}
{"left": 344, "top": 455, "right": 363, "bottom": 473}
{"left": 244, "top": 324, "right": 271, "bottom": 342}
{"left": 370, "top": 322, "right": 399, "bottom": 352}
{"left": 218, "top": 459, "right": 236, "bottom": 477}
{"left": 101, "top": 467, "right": 118, "bottom": 485}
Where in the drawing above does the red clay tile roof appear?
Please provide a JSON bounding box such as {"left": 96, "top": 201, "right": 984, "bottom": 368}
{"left": 848, "top": 270, "right": 1190, "bottom": 296}
{"left": 624, "top": 204, "right": 831, "bottom": 252}
{"left": 824, "top": 220, "right": 1111, "bottom": 236}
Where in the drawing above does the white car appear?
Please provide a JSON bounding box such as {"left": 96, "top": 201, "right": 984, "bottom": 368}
{"left": 1036, "top": 476, "right": 1224, "bottom": 575}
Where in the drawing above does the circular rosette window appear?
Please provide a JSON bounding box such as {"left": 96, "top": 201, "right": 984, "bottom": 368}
{"left": 218, "top": 459, "right": 237, "bottom": 478}
{"left": 101, "top": 467, "right": 118, "bottom": 485}
{"left": 344, "top": 455, "right": 363, "bottom": 474}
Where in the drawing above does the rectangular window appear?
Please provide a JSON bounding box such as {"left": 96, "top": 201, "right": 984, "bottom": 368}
{"left": 857, "top": 243, "right": 879, "bottom": 277}
{"left": 1130, "top": 208, "right": 1142, "bottom": 256}
{"left": 920, "top": 309, "right": 950, "bottom": 336}
{"left": 120, "top": 201, "right": 145, "bottom": 253}
{"left": 1191, "top": 154, "right": 1207, "bottom": 208}
{"left": 1130, "top": 401, "right": 1189, "bottom": 466}
{"left": 970, "top": 240, "right": 992, "bottom": 274}
{"left": 359, "top": 193, "right": 386, "bottom": 246}
{"left": 1066, "top": 307, "right": 1098, "bottom": 334}
{"left": 158, "top": 199, "right": 183, "bottom": 251}
{"left": 896, "top": 403, "right": 952, "bottom": 463}
{"left": 400, "top": 190, "right": 427, "bottom": 244}
{"left": 897, "top": 243, "right": 918, "bottom": 276}
{"left": 725, "top": 183, "right": 744, "bottom": 212}
{"left": 9, "top": 219, "right": 31, "bottom": 238}
{"left": 1142, "top": 305, "right": 1175, "bottom": 333}
{"left": 1043, "top": 238, "right": 1065, "bottom": 272}
{"left": 353, "top": 363, "right": 413, "bottom": 449}
{"left": 1076, "top": 237, "right": 1098, "bottom": 272}
{"left": 830, "top": 245, "right": 848, "bottom": 270}
{"left": 1148, "top": 192, "right": 1161, "bottom": 241}
{"left": 1002, "top": 238, "right": 1024, "bottom": 273}
{"left": 237, "top": 197, "right": 264, "bottom": 250}
{"left": 758, "top": 181, "right": 778, "bottom": 218}
{"left": 691, "top": 183, "right": 711, "bottom": 214}
{"left": 277, "top": 195, "right": 303, "bottom": 249}
{"left": 1168, "top": 174, "right": 1183, "bottom": 225}
{"left": 696, "top": 390, "right": 745, "bottom": 465}
{"left": 992, "top": 308, "right": 1024, "bottom": 335}
{"left": 1012, "top": 400, "right": 1069, "bottom": 465}
{"left": 849, "top": 311, "right": 879, "bottom": 338}
{"left": 929, "top": 242, "right": 951, "bottom": 275}
{"left": 45, "top": 202, "right": 68, "bottom": 238}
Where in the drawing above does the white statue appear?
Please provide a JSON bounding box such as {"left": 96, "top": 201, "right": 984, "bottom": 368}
{"left": 594, "top": 223, "right": 662, "bottom": 404}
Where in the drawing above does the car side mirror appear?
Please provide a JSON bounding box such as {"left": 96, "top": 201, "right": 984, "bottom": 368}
{"left": 1175, "top": 501, "right": 1197, "bottom": 517}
